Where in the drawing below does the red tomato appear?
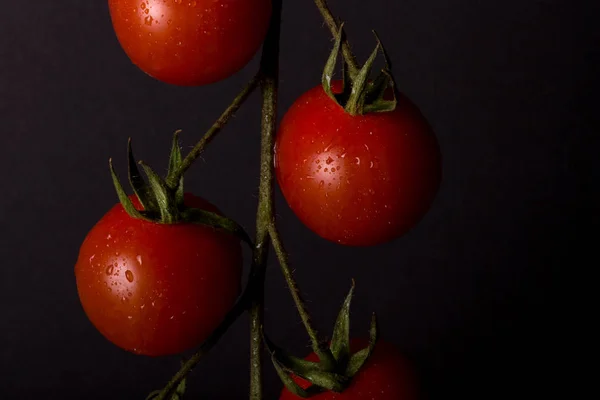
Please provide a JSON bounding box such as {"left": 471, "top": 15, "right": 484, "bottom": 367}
{"left": 274, "top": 82, "right": 441, "bottom": 246}
{"left": 108, "top": 0, "right": 272, "bottom": 86}
{"left": 279, "top": 339, "right": 419, "bottom": 399}
{"left": 75, "top": 194, "right": 242, "bottom": 356}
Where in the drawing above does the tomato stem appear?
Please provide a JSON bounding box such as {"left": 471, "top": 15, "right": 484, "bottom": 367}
{"left": 249, "top": 0, "right": 283, "bottom": 398}
{"left": 268, "top": 223, "right": 337, "bottom": 369}
{"left": 165, "top": 75, "right": 261, "bottom": 190}
{"left": 312, "top": 0, "right": 360, "bottom": 77}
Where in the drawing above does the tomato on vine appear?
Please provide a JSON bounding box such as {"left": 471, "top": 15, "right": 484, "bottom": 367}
{"left": 274, "top": 81, "right": 441, "bottom": 246}
{"left": 108, "top": 0, "right": 272, "bottom": 86}
{"left": 279, "top": 339, "right": 419, "bottom": 400}
{"left": 75, "top": 193, "right": 243, "bottom": 356}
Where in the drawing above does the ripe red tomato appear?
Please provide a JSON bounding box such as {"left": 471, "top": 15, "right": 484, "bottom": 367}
{"left": 274, "top": 82, "right": 441, "bottom": 246}
{"left": 108, "top": 0, "right": 272, "bottom": 86}
{"left": 75, "top": 194, "right": 242, "bottom": 356}
{"left": 279, "top": 339, "right": 419, "bottom": 399}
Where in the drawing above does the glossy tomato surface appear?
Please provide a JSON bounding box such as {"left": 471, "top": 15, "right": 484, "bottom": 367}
{"left": 275, "top": 82, "right": 441, "bottom": 246}
{"left": 75, "top": 194, "right": 242, "bottom": 356}
{"left": 279, "top": 339, "right": 419, "bottom": 399}
{"left": 108, "top": 0, "right": 272, "bottom": 86}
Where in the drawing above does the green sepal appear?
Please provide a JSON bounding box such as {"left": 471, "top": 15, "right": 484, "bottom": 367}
{"left": 146, "top": 377, "right": 186, "bottom": 400}
{"left": 265, "top": 336, "right": 349, "bottom": 393}
{"left": 109, "top": 158, "right": 151, "bottom": 222}
{"left": 363, "top": 32, "right": 397, "bottom": 114}
{"left": 128, "top": 139, "right": 158, "bottom": 211}
{"left": 182, "top": 207, "right": 254, "bottom": 247}
{"left": 322, "top": 24, "right": 352, "bottom": 107}
{"left": 139, "top": 161, "right": 180, "bottom": 224}
{"left": 166, "top": 130, "right": 184, "bottom": 208}
{"left": 345, "top": 313, "right": 379, "bottom": 377}
{"left": 322, "top": 27, "right": 397, "bottom": 116}
{"left": 329, "top": 281, "right": 355, "bottom": 366}
{"left": 271, "top": 355, "right": 320, "bottom": 398}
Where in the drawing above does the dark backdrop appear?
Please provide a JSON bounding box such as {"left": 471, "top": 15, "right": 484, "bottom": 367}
{"left": 0, "top": 0, "right": 595, "bottom": 399}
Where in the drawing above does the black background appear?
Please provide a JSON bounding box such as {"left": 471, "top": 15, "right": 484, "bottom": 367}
{"left": 0, "top": 0, "right": 595, "bottom": 399}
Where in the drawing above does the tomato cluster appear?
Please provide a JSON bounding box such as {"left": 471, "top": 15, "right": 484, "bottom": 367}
{"left": 75, "top": 1, "right": 440, "bottom": 397}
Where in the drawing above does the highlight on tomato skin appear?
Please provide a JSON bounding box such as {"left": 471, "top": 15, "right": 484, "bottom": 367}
{"left": 274, "top": 81, "right": 442, "bottom": 247}
{"left": 279, "top": 339, "right": 420, "bottom": 400}
{"left": 74, "top": 194, "right": 243, "bottom": 356}
{"left": 108, "top": 0, "right": 272, "bottom": 86}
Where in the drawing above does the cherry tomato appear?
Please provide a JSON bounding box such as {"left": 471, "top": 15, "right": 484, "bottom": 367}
{"left": 75, "top": 194, "right": 242, "bottom": 356}
{"left": 279, "top": 339, "right": 419, "bottom": 399}
{"left": 108, "top": 0, "right": 272, "bottom": 86}
{"left": 274, "top": 82, "right": 441, "bottom": 246}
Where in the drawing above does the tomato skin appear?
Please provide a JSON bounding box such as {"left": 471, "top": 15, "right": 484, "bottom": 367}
{"left": 75, "top": 194, "right": 242, "bottom": 356}
{"left": 108, "top": 0, "right": 272, "bottom": 86}
{"left": 274, "top": 82, "right": 441, "bottom": 246}
{"left": 279, "top": 339, "right": 419, "bottom": 400}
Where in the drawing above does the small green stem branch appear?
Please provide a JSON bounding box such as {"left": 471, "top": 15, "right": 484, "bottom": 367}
{"left": 249, "top": 0, "right": 283, "bottom": 398}
{"left": 166, "top": 75, "right": 261, "bottom": 190}
{"left": 268, "top": 223, "right": 335, "bottom": 367}
{"left": 312, "top": 0, "right": 359, "bottom": 76}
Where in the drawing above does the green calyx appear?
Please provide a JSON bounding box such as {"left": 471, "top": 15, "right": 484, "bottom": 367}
{"left": 322, "top": 24, "right": 397, "bottom": 116}
{"left": 267, "top": 281, "right": 379, "bottom": 398}
{"left": 110, "top": 131, "right": 252, "bottom": 245}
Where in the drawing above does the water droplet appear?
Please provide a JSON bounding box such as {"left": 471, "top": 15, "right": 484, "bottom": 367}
{"left": 167, "top": 19, "right": 173, "bottom": 25}
{"left": 106, "top": 265, "right": 114, "bottom": 275}
{"left": 319, "top": 180, "right": 325, "bottom": 188}
{"left": 106, "top": 234, "right": 112, "bottom": 240}
{"left": 144, "top": 15, "right": 153, "bottom": 25}
{"left": 125, "top": 270, "right": 134, "bottom": 282}
{"left": 364, "top": 144, "right": 370, "bottom": 151}
{"left": 140, "top": 2, "right": 146, "bottom": 9}
{"left": 140, "top": 304, "right": 146, "bottom": 309}
{"left": 331, "top": 167, "right": 336, "bottom": 172}
{"left": 89, "top": 255, "right": 95, "bottom": 263}
{"left": 144, "top": 8, "right": 150, "bottom": 14}
{"left": 324, "top": 168, "right": 328, "bottom": 172}
{"left": 315, "top": 159, "right": 320, "bottom": 164}
{"left": 355, "top": 157, "right": 361, "bottom": 165}
{"left": 326, "top": 156, "right": 334, "bottom": 165}
{"left": 136, "top": 255, "right": 143, "bottom": 265}
{"left": 128, "top": 315, "right": 133, "bottom": 320}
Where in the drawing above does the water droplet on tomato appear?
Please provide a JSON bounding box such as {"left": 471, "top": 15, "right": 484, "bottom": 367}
{"left": 126, "top": 270, "right": 134, "bottom": 282}
{"left": 136, "top": 255, "right": 143, "bottom": 265}
{"left": 128, "top": 315, "right": 133, "bottom": 320}
{"left": 144, "top": 15, "right": 153, "bottom": 25}
{"left": 331, "top": 167, "right": 336, "bottom": 172}
{"left": 324, "top": 168, "right": 328, "bottom": 172}
{"left": 140, "top": 2, "right": 146, "bottom": 9}
{"left": 89, "top": 255, "right": 95, "bottom": 263}
{"left": 106, "top": 265, "right": 114, "bottom": 275}
{"left": 355, "top": 157, "right": 361, "bottom": 165}
{"left": 319, "top": 180, "right": 324, "bottom": 188}
{"left": 326, "top": 156, "right": 334, "bottom": 164}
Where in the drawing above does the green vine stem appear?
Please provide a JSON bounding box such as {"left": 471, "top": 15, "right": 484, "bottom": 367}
{"left": 165, "top": 75, "right": 261, "bottom": 190}
{"left": 249, "top": 0, "right": 283, "bottom": 398}
{"left": 312, "top": 0, "right": 359, "bottom": 77}
{"left": 268, "top": 223, "right": 336, "bottom": 369}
